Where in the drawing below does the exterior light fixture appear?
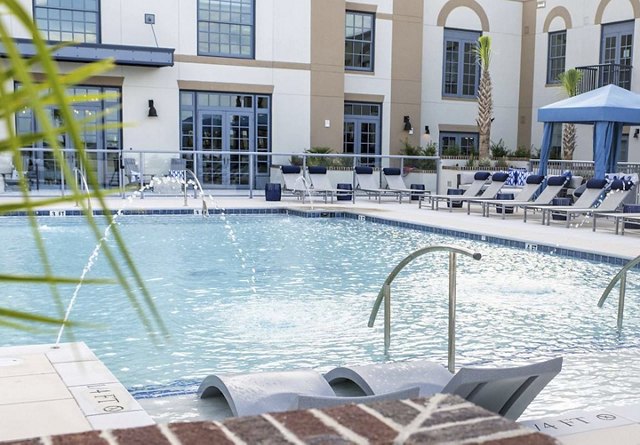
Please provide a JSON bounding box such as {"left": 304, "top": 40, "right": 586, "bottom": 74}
{"left": 403, "top": 116, "right": 413, "bottom": 132}
{"left": 424, "top": 125, "right": 430, "bottom": 135}
{"left": 148, "top": 100, "right": 158, "bottom": 117}
{"left": 634, "top": 129, "right": 639, "bottom": 139}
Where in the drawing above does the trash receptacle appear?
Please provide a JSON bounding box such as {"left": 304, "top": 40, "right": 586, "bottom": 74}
{"left": 551, "top": 197, "right": 571, "bottom": 220}
{"left": 623, "top": 204, "right": 640, "bottom": 229}
{"left": 337, "top": 183, "right": 352, "bottom": 201}
{"left": 447, "top": 188, "right": 464, "bottom": 208}
{"left": 495, "top": 193, "right": 514, "bottom": 214}
{"left": 410, "top": 184, "right": 426, "bottom": 201}
{"left": 265, "top": 183, "right": 281, "bottom": 201}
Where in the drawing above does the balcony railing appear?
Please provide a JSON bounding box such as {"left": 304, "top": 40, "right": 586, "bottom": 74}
{"left": 575, "top": 63, "right": 633, "bottom": 94}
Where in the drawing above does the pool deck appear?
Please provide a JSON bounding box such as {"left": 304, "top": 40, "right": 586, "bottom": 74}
{"left": 1, "top": 192, "right": 640, "bottom": 443}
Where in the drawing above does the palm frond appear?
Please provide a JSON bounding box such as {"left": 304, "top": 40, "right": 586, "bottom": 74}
{"left": 0, "top": 0, "right": 167, "bottom": 340}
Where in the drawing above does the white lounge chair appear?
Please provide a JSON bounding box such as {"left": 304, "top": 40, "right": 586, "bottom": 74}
{"left": 280, "top": 165, "right": 307, "bottom": 200}
{"left": 355, "top": 166, "right": 403, "bottom": 203}
{"left": 307, "top": 166, "right": 340, "bottom": 203}
{"left": 542, "top": 179, "right": 633, "bottom": 227}
{"left": 323, "top": 357, "right": 562, "bottom": 421}
{"left": 479, "top": 174, "right": 545, "bottom": 218}
{"left": 524, "top": 178, "right": 609, "bottom": 224}
{"left": 382, "top": 168, "right": 427, "bottom": 201}
{"left": 198, "top": 369, "right": 335, "bottom": 417}
{"left": 420, "top": 171, "right": 491, "bottom": 211}
{"left": 198, "top": 369, "right": 422, "bottom": 418}
{"left": 593, "top": 211, "right": 640, "bottom": 235}
{"left": 462, "top": 172, "right": 511, "bottom": 214}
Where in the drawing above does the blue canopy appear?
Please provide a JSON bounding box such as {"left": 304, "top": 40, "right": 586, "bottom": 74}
{"left": 537, "top": 84, "right": 640, "bottom": 178}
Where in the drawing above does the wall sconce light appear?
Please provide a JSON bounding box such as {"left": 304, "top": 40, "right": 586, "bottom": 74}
{"left": 634, "top": 128, "right": 639, "bottom": 139}
{"left": 424, "top": 125, "right": 430, "bottom": 135}
{"left": 403, "top": 115, "right": 413, "bottom": 133}
{"left": 148, "top": 100, "right": 158, "bottom": 117}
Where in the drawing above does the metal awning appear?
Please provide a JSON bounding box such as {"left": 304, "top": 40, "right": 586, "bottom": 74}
{"left": 2, "top": 38, "right": 174, "bottom": 67}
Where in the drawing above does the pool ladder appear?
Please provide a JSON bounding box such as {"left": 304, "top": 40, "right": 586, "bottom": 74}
{"left": 598, "top": 253, "right": 640, "bottom": 328}
{"left": 368, "top": 245, "right": 482, "bottom": 373}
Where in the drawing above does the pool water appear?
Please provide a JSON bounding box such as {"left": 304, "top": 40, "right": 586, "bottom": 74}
{"left": 1, "top": 214, "right": 639, "bottom": 420}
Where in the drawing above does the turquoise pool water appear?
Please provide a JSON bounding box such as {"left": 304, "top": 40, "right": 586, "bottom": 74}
{"left": 1, "top": 214, "right": 639, "bottom": 419}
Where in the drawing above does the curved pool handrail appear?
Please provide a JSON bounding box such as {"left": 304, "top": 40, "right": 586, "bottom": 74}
{"left": 597, "top": 254, "right": 640, "bottom": 328}
{"left": 368, "top": 244, "right": 481, "bottom": 372}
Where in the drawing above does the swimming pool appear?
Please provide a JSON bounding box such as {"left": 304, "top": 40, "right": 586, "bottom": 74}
{"left": 1, "top": 213, "right": 639, "bottom": 421}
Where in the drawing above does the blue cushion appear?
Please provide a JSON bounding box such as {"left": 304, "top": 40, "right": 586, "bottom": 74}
{"left": 526, "top": 174, "right": 544, "bottom": 185}
{"left": 586, "top": 178, "right": 608, "bottom": 189}
{"left": 383, "top": 168, "right": 401, "bottom": 176}
{"left": 609, "top": 179, "right": 626, "bottom": 191}
{"left": 281, "top": 165, "right": 301, "bottom": 174}
{"left": 491, "top": 172, "right": 509, "bottom": 182}
{"left": 308, "top": 166, "right": 327, "bottom": 174}
{"left": 474, "top": 171, "right": 491, "bottom": 181}
{"left": 547, "top": 176, "right": 567, "bottom": 186}
{"left": 355, "top": 166, "right": 373, "bottom": 175}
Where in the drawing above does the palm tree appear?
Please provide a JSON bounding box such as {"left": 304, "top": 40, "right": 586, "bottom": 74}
{"left": 475, "top": 35, "right": 493, "bottom": 160}
{"left": 558, "top": 69, "right": 583, "bottom": 160}
{"left": 0, "top": 0, "right": 165, "bottom": 337}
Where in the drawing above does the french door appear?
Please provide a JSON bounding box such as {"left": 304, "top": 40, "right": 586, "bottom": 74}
{"left": 198, "top": 110, "right": 253, "bottom": 187}
{"left": 343, "top": 118, "right": 380, "bottom": 167}
{"left": 601, "top": 21, "right": 633, "bottom": 90}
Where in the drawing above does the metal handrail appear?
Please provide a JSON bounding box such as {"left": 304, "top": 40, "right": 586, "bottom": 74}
{"left": 597, "top": 254, "right": 640, "bottom": 328}
{"left": 368, "top": 244, "right": 482, "bottom": 372}
{"left": 73, "top": 167, "right": 92, "bottom": 212}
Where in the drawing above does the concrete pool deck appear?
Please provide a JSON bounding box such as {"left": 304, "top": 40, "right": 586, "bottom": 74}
{"left": 1, "top": 192, "right": 640, "bottom": 443}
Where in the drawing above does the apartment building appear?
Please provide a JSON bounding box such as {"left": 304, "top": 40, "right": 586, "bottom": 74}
{"left": 2, "top": 0, "right": 639, "bottom": 190}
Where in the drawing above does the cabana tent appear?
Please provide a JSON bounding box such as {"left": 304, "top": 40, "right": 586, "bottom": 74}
{"left": 537, "top": 84, "right": 640, "bottom": 178}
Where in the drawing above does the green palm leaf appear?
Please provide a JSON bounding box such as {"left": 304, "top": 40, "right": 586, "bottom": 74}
{"left": 0, "top": 0, "right": 166, "bottom": 341}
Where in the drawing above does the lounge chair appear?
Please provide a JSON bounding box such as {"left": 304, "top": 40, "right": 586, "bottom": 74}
{"left": 307, "top": 166, "right": 339, "bottom": 203}
{"left": 524, "top": 178, "right": 609, "bottom": 224}
{"left": 462, "top": 172, "right": 510, "bottom": 214}
{"left": 382, "top": 168, "right": 427, "bottom": 201}
{"left": 593, "top": 211, "right": 640, "bottom": 235}
{"left": 198, "top": 369, "right": 421, "bottom": 418}
{"left": 501, "top": 175, "right": 567, "bottom": 222}
{"left": 543, "top": 179, "right": 632, "bottom": 227}
{"left": 479, "top": 174, "right": 545, "bottom": 218}
{"left": 355, "top": 166, "right": 403, "bottom": 203}
{"left": 280, "top": 165, "right": 308, "bottom": 200}
{"left": 198, "top": 369, "right": 335, "bottom": 417}
{"left": 323, "top": 357, "right": 562, "bottom": 420}
{"left": 419, "top": 171, "right": 491, "bottom": 210}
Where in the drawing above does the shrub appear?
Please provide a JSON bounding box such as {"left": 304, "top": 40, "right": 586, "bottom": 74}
{"left": 513, "top": 145, "right": 531, "bottom": 158}
{"left": 490, "top": 139, "right": 511, "bottom": 158}
{"left": 400, "top": 138, "right": 437, "bottom": 171}
{"left": 442, "top": 144, "right": 461, "bottom": 156}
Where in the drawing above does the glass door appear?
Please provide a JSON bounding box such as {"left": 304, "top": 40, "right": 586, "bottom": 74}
{"left": 343, "top": 118, "right": 380, "bottom": 167}
{"left": 198, "top": 111, "right": 253, "bottom": 187}
{"left": 601, "top": 21, "right": 633, "bottom": 89}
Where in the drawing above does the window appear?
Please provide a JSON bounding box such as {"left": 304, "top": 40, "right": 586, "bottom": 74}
{"left": 345, "top": 11, "right": 374, "bottom": 71}
{"left": 547, "top": 31, "right": 566, "bottom": 84}
{"left": 443, "top": 29, "right": 480, "bottom": 98}
{"left": 439, "top": 132, "right": 478, "bottom": 156}
{"left": 34, "top": 0, "right": 100, "bottom": 43}
{"left": 198, "top": 0, "right": 254, "bottom": 58}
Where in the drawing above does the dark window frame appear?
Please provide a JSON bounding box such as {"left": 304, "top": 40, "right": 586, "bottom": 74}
{"left": 345, "top": 10, "right": 375, "bottom": 72}
{"left": 33, "top": 0, "right": 101, "bottom": 44}
{"left": 439, "top": 131, "right": 479, "bottom": 157}
{"left": 197, "top": 0, "right": 256, "bottom": 59}
{"left": 546, "top": 30, "right": 566, "bottom": 84}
